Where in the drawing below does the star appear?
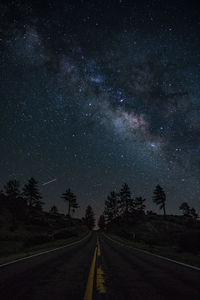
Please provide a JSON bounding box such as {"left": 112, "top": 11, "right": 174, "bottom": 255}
{"left": 0, "top": 0, "right": 199, "bottom": 218}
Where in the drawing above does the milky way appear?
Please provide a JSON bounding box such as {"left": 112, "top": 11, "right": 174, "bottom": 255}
{"left": 1, "top": 1, "right": 200, "bottom": 216}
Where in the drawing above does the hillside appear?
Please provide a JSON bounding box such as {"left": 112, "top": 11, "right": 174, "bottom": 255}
{"left": 105, "top": 213, "right": 200, "bottom": 265}
{"left": 0, "top": 208, "right": 88, "bottom": 261}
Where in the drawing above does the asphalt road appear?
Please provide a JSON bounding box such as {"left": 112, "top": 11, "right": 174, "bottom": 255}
{"left": 100, "top": 234, "right": 200, "bottom": 300}
{"left": 0, "top": 233, "right": 96, "bottom": 300}
{"left": 0, "top": 232, "right": 200, "bottom": 300}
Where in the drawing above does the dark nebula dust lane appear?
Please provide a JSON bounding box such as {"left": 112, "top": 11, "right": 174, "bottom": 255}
{"left": 1, "top": 1, "right": 200, "bottom": 216}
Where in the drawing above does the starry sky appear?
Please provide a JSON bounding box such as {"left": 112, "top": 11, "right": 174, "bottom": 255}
{"left": 1, "top": 0, "right": 200, "bottom": 217}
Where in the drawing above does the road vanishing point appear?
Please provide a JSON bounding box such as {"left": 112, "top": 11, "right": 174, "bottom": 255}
{"left": 0, "top": 232, "right": 200, "bottom": 299}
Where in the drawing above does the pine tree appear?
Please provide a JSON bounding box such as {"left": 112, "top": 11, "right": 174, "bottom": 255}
{"left": 190, "top": 208, "right": 198, "bottom": 219}
{"left": 85, "top": 205, "right": 95, "bottom": 230}
{"left": 133, "top": 197, "right": 146, "bottom": 213}
{"left": 179, "top": 202, "right": 198, "bottom": 219}
{"left": 23, "top": 178, "right": 44, "bottom": 210}
{"left": 61, "top": 188, "right": 79, "bottom": 217}
{"left": 4, "top": 179, "right": 20, "bottom": 198}
{"left": 50, "top": 205, "right": 58, "bottom": 214}
{"left": 179, "top": 202, "right": 190, "bottom": 217}
{"left": 4, "top": 180, "right": 26, "bottom": 229}
{"left": 98, "top": 215, "right": 105, "bottom": 230}
{"left": 104, "top": 191, "right": 119, "bottom": 221}
{"left": 119, "top": 183, "right": 132, "bottom": 216}
{"left": 152, "top": 185, "right": 166, "bottom": 216}
{"left": 0, "top": 190, "right": 6, "bottom": 214}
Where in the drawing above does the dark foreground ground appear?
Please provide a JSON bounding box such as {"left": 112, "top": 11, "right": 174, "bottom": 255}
{"left": 101, "top": 234, "right": 200, "bottom": 300}
{"left": 0, "top": 232, "right": 199, "bottom": 300}
{"left": 0, "top": 233, "right": 96, "bottom": 300}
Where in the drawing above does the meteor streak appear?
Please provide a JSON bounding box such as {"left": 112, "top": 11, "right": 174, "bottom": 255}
{"left": 42, "top": 178, "right": 57, "bottom": 186}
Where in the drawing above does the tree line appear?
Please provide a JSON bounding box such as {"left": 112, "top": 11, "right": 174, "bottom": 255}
{"left": 1, "top": 179, "right": 198, "bottom": 232}
{"left": 0, "top": 178, "right": 96, "bottom": 231}
{"left": 98, "top": 183, "right": 198, "bottom": 229}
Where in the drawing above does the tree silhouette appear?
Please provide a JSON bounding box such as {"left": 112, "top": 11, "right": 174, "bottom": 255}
{"left": 119, "top": 183, "right": 132, "bottom": 216}
{"left": 85, "top": 205, "right": 95, "bottom": 230}
{"left": 104, "top": 191, "right": 119, "bottom": 221}
{"left": 23, "top": 178, "right": 44, "bottom": 210}
{"left": 190, "top": 208, "right": 198, "bottom": 219}
{"left": 133, "top": 196, "right": 146, "bottom": 213}
{"left": 0, "top": 190, "right": 6, "bottom": 214}
{"left": 4, "top": 180, "right": 26, "bottom": 230}
{"left": 179, "top": 202, "right": 198, "bottom": 219}
{"left": 4, "top": 180, "right": 20, "bottom": 197}
{"left": 61, "top": 188, "right": 79, "bottom": 217}
{"left": 50, "top": 205, "right": 58, "bottom": 214}
{"left": 98, "top": 215, "right": 105, "bottom": 230}
{"left": 152, "top": 185, "right": 166, "bottom": 216}
{"left": 179, "top": 202, "right": 190, "bottom": 217}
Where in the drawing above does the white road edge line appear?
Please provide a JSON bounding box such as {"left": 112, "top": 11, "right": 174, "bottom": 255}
{"left": 104, "top": 234, "right": 200, "bottom": 271}
{"left": 0, "top": 233, "right": 91, "bottom": 268}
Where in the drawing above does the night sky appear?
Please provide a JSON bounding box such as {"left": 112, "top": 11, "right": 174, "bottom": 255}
{"left": 1, "top": 0, "right": 200, "bottom": 217}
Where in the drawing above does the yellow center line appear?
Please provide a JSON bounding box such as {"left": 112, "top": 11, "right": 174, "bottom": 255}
{"left": 96, "top": 266, "right": 106, "bottom": 293}
{"left": 96, "top": 237, "right": 106, "bottom": 294}
{"left": 84, "top": 246, "right": 97, "bottom": 300}
{"left": 97, "top": 237, "right": 101, "bottom": 256}
{"left": 97, "top": 245, "right": 101, "bottom": 256}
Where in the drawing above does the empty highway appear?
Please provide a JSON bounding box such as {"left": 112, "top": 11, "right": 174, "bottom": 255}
{"left": 0, "top": 232, "right": 199, "bottom": 299}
